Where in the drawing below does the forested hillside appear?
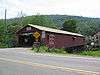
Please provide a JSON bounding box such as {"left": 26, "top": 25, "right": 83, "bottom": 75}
{"left": 46, "top": 15, "right": 100, "bottom": 35}
{"left": 0, "top": 15, "right": 100, "bottom": 47}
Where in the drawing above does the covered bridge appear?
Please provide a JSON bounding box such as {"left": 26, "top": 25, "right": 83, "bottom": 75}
{"left": 16, "top": 24, "right": 85, "bottom": 49}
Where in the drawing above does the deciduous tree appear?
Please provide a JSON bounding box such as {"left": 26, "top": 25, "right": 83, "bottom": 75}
{"left": 62, "top": 19, "right": 77, "bottom": 32}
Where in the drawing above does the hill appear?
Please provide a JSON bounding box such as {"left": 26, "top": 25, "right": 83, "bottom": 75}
{"left": 46, "top": 15, "right": 100, "bottom": 35}
{"left": 46, "top": 15, "right": 100, "bottom": 26}
{"left": 2, "top": 15, "right": 100, "bottom": 36}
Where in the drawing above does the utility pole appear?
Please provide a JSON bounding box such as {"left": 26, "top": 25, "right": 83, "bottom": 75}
{"left": 5, "top": 9, "right": 7, "bottom": 34}
{"left": 4, "top": 9, "right": 7, "bottom": 45}
{"left": 17, "top": 11, "right": 25, "bottom": 26}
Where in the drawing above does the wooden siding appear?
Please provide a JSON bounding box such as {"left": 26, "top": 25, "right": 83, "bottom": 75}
{"left": 17, "top": 25, "right": 85, "bottom": 48}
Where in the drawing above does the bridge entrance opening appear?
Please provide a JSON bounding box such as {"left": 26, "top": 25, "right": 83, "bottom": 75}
{"left": 18, "top": 34, "right": 40, "bottom": 47}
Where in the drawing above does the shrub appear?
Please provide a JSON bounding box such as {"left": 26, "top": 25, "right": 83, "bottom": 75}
{"left": 51, "top": 48, "right": 67, "bottom": 54}
{"left": 32, "top": 45, "right": 67, "bottom": 54}
{"left": 32, "top": 45, "right": 48, "bottom": 53}
{"left": 0, "top": 43, "right": 9, "bottom": 48}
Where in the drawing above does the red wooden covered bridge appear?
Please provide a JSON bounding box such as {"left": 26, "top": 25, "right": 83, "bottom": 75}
{"left": 16, "top": 24, "right": 85, "bottom": 49}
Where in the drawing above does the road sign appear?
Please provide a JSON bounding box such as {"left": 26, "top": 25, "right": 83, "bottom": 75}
{"left": 42, "top": 31, "right": 45, "bottom": 38}
{"left": 33, "top": 32, "right": 40, "bottom": 39}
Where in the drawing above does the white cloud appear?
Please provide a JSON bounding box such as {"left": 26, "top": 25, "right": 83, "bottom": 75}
{"left": 0, "top": 0, "right": 100, "bottom": 19}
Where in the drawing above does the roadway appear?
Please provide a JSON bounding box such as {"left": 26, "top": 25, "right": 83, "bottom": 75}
{"left": 0, "top": 48, "right": 100, "bottom": 75}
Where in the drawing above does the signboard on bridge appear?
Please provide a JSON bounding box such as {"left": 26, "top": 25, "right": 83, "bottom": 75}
{"left": 33, "top": 32, "right": 40, "bottom": 42}
{"left": 33, "top": 32, "right": 40, "bottom": 38}
{"left": 42, "top": 31, "right": 45, "bottom": 38}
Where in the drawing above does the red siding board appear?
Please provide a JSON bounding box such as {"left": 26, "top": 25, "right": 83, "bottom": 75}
{"left": 54, "top": 34, "right": 85, "bottom": 48}
{"left": 44, "top": 32, "right": 85, "bottom": 48}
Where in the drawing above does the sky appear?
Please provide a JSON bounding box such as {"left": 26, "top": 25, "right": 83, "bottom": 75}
{"left": 0, "top": 0, "right": 100, "bottom": 19}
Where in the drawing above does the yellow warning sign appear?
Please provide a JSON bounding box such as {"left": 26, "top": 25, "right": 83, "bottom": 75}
{"left": 33, "top": 32, "right": 40, "bottom": 39}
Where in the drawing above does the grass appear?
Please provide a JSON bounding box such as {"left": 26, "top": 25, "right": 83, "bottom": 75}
{"left": 79, "top": 50, "right": 100, "bottom": 57}
{"left": 32, "top": 45, "right": 100, "bottom": 57}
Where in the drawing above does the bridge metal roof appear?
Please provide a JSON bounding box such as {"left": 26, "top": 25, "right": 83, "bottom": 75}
{"left": 28, "top": 24, "right": 84, "bottom": 37}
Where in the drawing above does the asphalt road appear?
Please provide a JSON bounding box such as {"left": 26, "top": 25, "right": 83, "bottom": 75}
{"left": 0, "top": 48, "right": 100, "bottom": 75}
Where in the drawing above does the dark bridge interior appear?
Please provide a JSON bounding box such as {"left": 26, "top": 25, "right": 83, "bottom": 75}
{"left": 18, "top": 34, "right": 35, "bottom": 47}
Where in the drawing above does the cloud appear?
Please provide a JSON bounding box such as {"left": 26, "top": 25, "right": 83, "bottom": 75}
{"left": 0, "top": 0, "right": 100, "bottom": 19}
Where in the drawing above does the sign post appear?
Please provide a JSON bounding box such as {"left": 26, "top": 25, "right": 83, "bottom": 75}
{"left": 33, "top": 32, "right": 41, "bottom": 52}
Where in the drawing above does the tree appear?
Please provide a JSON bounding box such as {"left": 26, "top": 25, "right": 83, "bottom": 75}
{"left": 62, "top": 19, "right": 77, "bottom": 32}
{"left": 77, "top": 20, "right": 100, "bottom": 36}
{"left": 0, "top": 20, "right": 5, "bottom": 35}
{"left": 30, "top": 15, "right": 58, "bottom": 29}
